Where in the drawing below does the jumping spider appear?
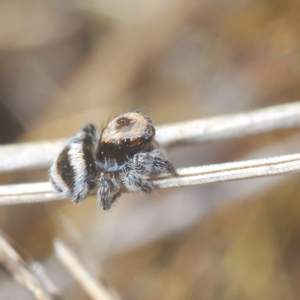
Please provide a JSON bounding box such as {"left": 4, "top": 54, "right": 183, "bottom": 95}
{"left": 49, "top": 111, "right": 176, "bottom": 210}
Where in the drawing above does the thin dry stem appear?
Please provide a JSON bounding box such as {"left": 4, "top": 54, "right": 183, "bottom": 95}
{"left": 1, "top": 102, "right": 300, "bottom": 173}
{"left": 54, "top": 239, "right": 119, "bottom": 300}
{"left": 156, "top": 101, "right": 300, "bottom": 147}
{"left": 0, "top": 152, "right": 300, "bottom": 205}
{"left": 0, "top": 232, "right": 57, "bottom": 300}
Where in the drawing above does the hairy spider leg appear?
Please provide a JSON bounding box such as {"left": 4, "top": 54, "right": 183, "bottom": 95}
{"left": 120, "top": 169, "right": 153, "bottom": 194}
{"left": 97, "top": 173, "right": 121, "bottom": 210}
{"left": 129, "top": 150, "right": 177, "bottom": 175}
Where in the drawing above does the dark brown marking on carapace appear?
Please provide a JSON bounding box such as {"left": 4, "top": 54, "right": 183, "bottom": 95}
{"left": 101, "top": 112, "right": 155, "bottom": 144}
{"left": 97, "top": 134, "right": 155, "bottom": 166}
{"left": 115, "top": 117, "right": 134, "bottom": 131}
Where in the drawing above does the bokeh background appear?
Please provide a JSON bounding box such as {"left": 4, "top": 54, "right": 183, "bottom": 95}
{"left": 1, "top": 0, "right": 300, "bottom": 299}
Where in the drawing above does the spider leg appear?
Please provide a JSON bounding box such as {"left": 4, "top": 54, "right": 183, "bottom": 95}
{"left": 120, "top": 149, "right": 176, "bottom": 194}
{"left": 121, "top": 167, "right": 153, "bottom": 194}
{"left": 97, "top": 174, "right": 121, "bottom": 210}
{"left": 131, "top": 150, "right": 177, "bottom": 175}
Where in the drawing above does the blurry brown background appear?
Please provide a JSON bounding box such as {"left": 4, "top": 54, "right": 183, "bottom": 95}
{"left": 1, "top": 0, "right": 300, "bottom": 299}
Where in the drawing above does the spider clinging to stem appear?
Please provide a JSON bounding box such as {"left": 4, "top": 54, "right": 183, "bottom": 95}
{"left": 49, "top": 111, "right": 177, "bottom": 210}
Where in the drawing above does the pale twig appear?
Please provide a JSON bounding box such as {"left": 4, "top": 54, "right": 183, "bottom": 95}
{"left": 1, "top": 102, "right": 300, "bottom": 173}
{"left": 0, "top": 182, "right": 63, "bottom": 205}
{"left": 54, "top": 239, "right": 119, "bottom": 300}
{"left": 0, "top": 233, "right": 57, "bottom": 300}
{"left": 156, "top": 101, "right": 300, "bottom": 147}
{"left": 152, "top": 152, "right": 300, "bottom": 188}
{"left": 29, "top": 262, "right": 61, "bottom": 299}
{"left": 0, "top": 152, "right": 300, "bottom": 205}
{"left": 0, "top": 139, "right": 66, "bottom": 174}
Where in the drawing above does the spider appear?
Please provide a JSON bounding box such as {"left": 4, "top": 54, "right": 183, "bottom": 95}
{"left": 49, "top": 111, "right": 176, "bottom": 210}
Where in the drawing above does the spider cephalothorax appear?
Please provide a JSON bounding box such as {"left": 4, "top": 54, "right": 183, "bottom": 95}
{"left": 49, "top": 111, "right": 176, "bottom": 210}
